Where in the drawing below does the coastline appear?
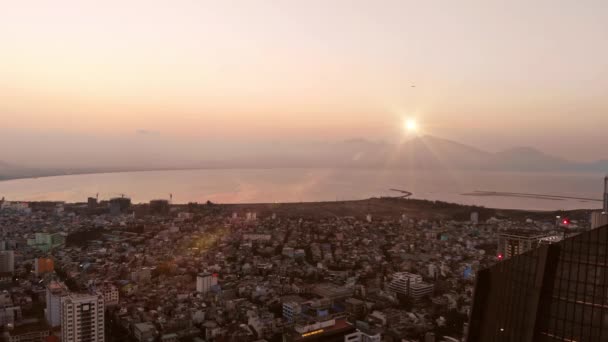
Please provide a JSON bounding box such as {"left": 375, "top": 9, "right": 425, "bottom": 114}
{"left": 6, "top": 197, "right": 591, "bottom": 222}
{"left": 1, "top": 168, "right": 602, "bottom": 212}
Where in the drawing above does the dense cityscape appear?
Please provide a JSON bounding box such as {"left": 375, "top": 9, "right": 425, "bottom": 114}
{"left": 0, "top": 183, "right": 606, "bottom": 341}
{"left": 2, "top": 1, "right": 607, "bottom": 340}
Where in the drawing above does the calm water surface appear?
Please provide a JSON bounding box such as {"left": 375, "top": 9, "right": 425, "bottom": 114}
{"left": 0, "top": 168, "right": 604, "bottom": 211}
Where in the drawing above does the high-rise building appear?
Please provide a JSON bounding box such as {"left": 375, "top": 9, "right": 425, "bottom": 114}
{"left": 196, "top": 272, "right": 218, "bottom": 293}
{"left": 46, "top": 281, "right": 69, "bottom": 327}
{"left": 604, "top": 175, "right": 608, "bottom": 213}
{"left": 0, "top": 250, "right": 15, "bottom": 274}
{"left": 468, "top": 224, "right": 608, "bottom": 342}
{"left": 496, "top": 229, "right": 550, "bottom": 259}
{"left": 61, "top": 293, "right": 105, "bottom": 342}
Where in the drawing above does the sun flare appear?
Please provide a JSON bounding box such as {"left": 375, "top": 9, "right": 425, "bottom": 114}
{"left": 404, "top": 118, "right": 418, "bottom": 133}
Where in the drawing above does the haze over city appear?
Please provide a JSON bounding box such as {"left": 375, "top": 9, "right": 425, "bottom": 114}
{"left": 3, "top": 2, "right": 608, "bottom": 342}
{"left": 2, "top": 0, "right": 607, "bottom": 168}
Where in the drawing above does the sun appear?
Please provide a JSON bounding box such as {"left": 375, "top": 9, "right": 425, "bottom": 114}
{"left": 404, "top": 118, "right": 418, "bottom": 133}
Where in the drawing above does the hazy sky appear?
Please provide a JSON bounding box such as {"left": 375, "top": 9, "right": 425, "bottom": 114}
{"left": 1, "top": 0, "right": 607, "bottom": 165}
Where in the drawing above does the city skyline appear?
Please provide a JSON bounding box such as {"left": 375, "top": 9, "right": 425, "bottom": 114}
{"left": 2, "top": 2, "right": 608, "bottom": 340}
{"left": 1, "top": 0, "right": 607, "bottom": 165}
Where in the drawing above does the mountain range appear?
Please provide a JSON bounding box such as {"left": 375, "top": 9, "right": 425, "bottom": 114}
{"left": 1, "top": 135, "right": 606, "bottom": 180}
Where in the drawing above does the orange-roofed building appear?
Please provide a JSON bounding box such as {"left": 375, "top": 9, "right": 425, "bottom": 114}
{"left": 35, "top": 258, "right": 54, "bottom": 276}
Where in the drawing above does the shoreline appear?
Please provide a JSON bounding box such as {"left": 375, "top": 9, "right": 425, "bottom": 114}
{"left": 3, "top": 197, "right": 593, "bottom": 224}
{"left": 2, "top": 166, "right": 605, "bottom": 183}
{"left": 1, "top": 169, "right": 602, "bottom": 213}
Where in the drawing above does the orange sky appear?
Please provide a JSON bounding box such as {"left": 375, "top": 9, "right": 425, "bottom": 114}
{"left": 1, "top": 0, "right": 607, "bottom": 162}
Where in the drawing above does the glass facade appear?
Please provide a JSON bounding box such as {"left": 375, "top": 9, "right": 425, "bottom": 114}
{"left": 468, "top": 225, "right": 608, "bottom": 342}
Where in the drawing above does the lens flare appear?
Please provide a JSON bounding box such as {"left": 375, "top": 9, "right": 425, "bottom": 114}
{"left": 404, "top": 118, "right": 418, "bottom": 133}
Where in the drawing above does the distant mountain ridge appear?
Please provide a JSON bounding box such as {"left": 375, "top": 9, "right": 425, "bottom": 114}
{"left": 287, "top": 135, "right": 599, "bottom": 172}
{"left": 1, "top": 136, "right": 606, "bottom": 181}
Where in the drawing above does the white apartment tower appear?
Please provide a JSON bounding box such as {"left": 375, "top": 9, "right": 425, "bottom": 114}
{"left": 46, "top": 281, "right": 69, "bottom": 327}
{"left": 61, "top": 293, "right": 105, "bottom": 342}
{"left": 196, "top": 273, "right": 218, "bottom": 293}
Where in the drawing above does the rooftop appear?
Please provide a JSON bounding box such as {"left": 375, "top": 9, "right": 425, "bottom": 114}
{"left": 498, "top": 229, "right": 551, "bottom": 239}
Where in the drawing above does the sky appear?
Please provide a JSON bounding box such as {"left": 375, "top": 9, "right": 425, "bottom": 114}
{"left": 1, "top": 0, "right": 607, "bottom": 166}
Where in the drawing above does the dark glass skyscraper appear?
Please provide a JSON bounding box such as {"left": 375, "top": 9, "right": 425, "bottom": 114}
{"left": 468, "top": 224, "right": 608, "bottom": 342}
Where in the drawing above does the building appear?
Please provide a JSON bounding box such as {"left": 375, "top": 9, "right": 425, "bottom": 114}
{"left": 283, "top": 317, "right": 355, "bottom": 342}
{"left": 604, "top": 175, "right": 608, "bottom": 213}
{"left": 282, "top": 247, "right": 295, "bottom": 258}
{"left": 50, "top": 233, "right": 65, "bottom": 247}
{"left": 0, "top": 291, "right": 11, "bottom": 306}
{"left": 537, "top": 235, "right": 562, "bottom": 245}
{"left": 470, "top": 212, "right": 479, "bottom": 224}
{"left": 589, "top": 177, "right": 608, "bottom": 229}
{"left": 196, "top": 273, "right": 218, "bottom": 293}
{"left": 34, "top": 257, "right": 54, "bottom": 276}
{"left": 409, "top": 282, "right": 434, "bottom": 301}
{"left": 344, "top": 298, "right": 366, "bottom": 318}
{"left": 2, "top": 321, "right": 51, "bottom": 342}
{"left": 591, "top": 210, "right": 608, "bottom": 229}
{"left": 149, "top": 199, "right": 170, "bottom": 215}
{"left": 87, "top": 197, "right": 98, "bottom": 210}
{"left": 61, "top": 293, "right": 105, "bottom": 342}
{"left": 131, "top": 267, "right": 152, "bottom": 283}
{"left": 133, "top": 322, "right": 157, "bottom": 342}
{"left": 345, "top": 331, "right": 381, "bottom": 342}
{"left": 311, "top": 283, "right": 354, "bottom": 302}
{"left": 160, "top": 333, "right": 178, "bottom": 342}
{"left": 497, "top": 229, "right": 551, "bottom": 259}
{"left": 0, "top": 306, "right": 21, "bottom": 326}
{"left": 283, "top": 302, "right": 302, "bottom": 323}
{"left": 27, "top": 233, "right": 65, "bottom": 252}
{"left": 0, "top": 250, "right": 14, "bottom": 274}
{"left": 109, "top": 197, "right": 131, "bottom": 215}
{"left": 468, "top": 224, "right": 608, "bottom": 341}
{"left": 95, "top": 283, "right": 119, "bottom": 306}
{"left": 242, "top": 234, "right": 272, "bottom": 242}
{"left": 387, "top": 272, "right": 434, "bottom": 301}
{"left": 248, "top": 311, "right": 275, "bottom": 339}
{"left": 46, "top": 281, "right": 69, "bottom": 327}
